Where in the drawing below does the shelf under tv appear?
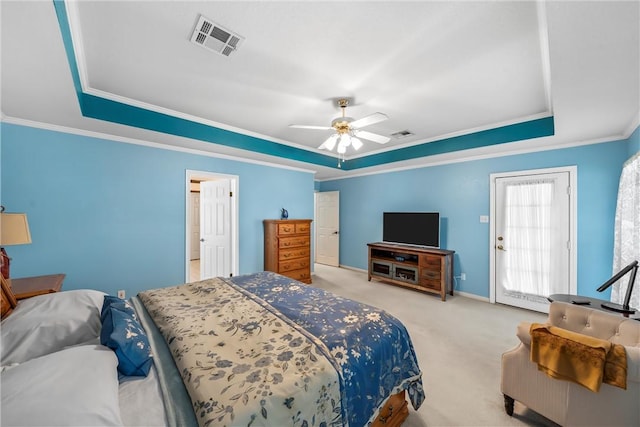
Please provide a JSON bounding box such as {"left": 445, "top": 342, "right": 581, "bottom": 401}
{"left": 367, "top": 242, "right": 455, "bottom": 301}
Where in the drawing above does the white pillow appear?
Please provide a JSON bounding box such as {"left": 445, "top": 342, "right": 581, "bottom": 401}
{"left": 1, "top": 344, "right": 124, "bottom": 426}
{"left": 1, "top": 289, "right": 106, "bottom": 364}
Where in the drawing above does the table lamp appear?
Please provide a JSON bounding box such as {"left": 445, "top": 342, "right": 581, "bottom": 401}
{"left": 0, "top": 208, "right": 32, "bottom": 279}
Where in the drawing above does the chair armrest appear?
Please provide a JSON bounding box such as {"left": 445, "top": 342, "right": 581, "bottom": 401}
{"left": 627, "top": 346, "right": 640, "bottom": 383}
{"left": 516, "top": 321, "right": 535, "bottom": 347}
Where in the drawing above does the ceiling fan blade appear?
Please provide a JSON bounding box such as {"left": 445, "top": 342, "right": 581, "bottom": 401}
{"left": 289, "top": 124, "right": 333, "bottom": 130}
{"left": 354, "top": 130, "right": 390, "bottom": 144}
{"left": 350, "top": 112, "right": 388, "bottom": 129}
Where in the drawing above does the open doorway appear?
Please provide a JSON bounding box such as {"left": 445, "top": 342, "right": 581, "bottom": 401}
{"left": 185, "top": 170, "right": 239, "bottom": 283}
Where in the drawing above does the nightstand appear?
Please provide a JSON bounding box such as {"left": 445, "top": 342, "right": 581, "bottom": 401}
{"left": 10, "top": 274, "right": 65, "bottom": 300}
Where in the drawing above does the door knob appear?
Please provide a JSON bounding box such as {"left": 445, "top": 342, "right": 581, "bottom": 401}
{"left": 497, "top": 236, "right": 504, "bottom": 241}
{"left": 496, "top": 245, "right": 505, "bottom": 251}
{"left": 333, "top": 231, "right": 339, "bottom": 235}
{"left": 200, "top": 238, "right": 205, "bottom": 242}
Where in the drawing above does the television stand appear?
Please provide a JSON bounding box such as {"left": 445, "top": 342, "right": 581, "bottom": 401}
{"left": 367, "top": 242, "right": 455, "bottom": 301}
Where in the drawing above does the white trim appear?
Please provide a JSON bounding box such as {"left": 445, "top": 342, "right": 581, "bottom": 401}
{"left": 345, "top": 112, "right": 554, "bottom": 161}
{"left": 185, "top": 170, "right": 240, "bottom": 283}
{"left": 2, "top": 113, "right": 636, "bottom": 183}
{"left": 336, "top": 265, "right": 367, "bottom": 274}
{"left": 624, "top": 110, "right": 640, "bottom": 137}
{"left": 536, "top": 0, "right": 553, "bottom": 113}
{"left": 0, "top": 115, "right": 316, "bottom": 175}
{"left": 82, "top": 87, "right": 322, "bottom": 154}
{"left": 489, "top": 166, "right": 578, "bottom": 305}
{"left": 315, "top": 135, "right": 626, "bottom": 182}
{"left": 65, "top": 0, "right": 89, "bottom": 92}
{"left": 454, "top": 290, "right": 490, "bottom": 303}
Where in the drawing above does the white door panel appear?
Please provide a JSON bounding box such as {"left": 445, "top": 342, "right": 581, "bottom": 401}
{"left": 190, "top": 192, "right": 200, "bottom": 260}
{"left": 200, "top": 180, "right": 231, "bottom": 279}
{"left": 315, "top": 191, "right": 339, "bottom": 266}
{"left": 492, "top": 168, "right": 576, "bottom": 313}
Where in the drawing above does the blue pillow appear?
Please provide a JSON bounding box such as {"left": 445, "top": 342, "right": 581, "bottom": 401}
{"left": 101, "top": 295, "right": 136, "bottom": 320}
{"left": 100, "top": 296, "right": 152, "bottom": 377}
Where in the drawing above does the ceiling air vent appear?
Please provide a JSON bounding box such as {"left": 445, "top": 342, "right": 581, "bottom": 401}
{"left": 391, "top": 130, "right": 414, "bottom": 139}
{"left": 190, "top": 15, "right": 243, "bottom": 57}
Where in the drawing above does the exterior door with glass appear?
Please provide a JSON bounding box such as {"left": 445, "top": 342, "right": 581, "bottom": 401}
{"left": 492, "top": 168, "right": 575, "bottom": 313}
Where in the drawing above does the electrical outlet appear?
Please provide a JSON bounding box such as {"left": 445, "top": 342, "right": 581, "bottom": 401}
{"left": 117, "top": 290, "right": 126, "bottom": 299}
{"left": 460, "top": 273, "right": 466, "bottom": 281}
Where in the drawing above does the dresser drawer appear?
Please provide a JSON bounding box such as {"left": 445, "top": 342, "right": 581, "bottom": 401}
{"left": 420, "top": 268, "right": 441, "bottom": 281}
{"left": 420, "top": 278, "right": 442, "bottom": 291}
{"left": 279, "top": 247, "right": 310, "bottom": 261}
{"left": 420, "top": 255, "right": 442, "bottom": 270}
{"left": 279, "top": 258, "right": 310, "bottom": 273}
{"left": 282, "top": 268, "right": 311, "bottom": 283}
{"left": 277, "top": 223, "right": 298, "bottom": 235}
{"left": 278, "top": 236, "right": 309, "bottom": 249}
{"left": 295, "top": 222, "right": 311, "bottom": 234}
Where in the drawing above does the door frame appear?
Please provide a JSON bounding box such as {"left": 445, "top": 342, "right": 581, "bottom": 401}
{"left": 489, "top": 166, "right": 578, "bottom": 304}
{"left": 185, "top": 170, "right": 239, "bottom": 282}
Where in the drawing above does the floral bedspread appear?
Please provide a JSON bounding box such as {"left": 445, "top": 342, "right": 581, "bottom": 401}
{"left": 139, "top": 272, "right": 424, "bottom": 427}
{"left": 226, "top": 272, "right": 425, "bottom": 427}
{"left": 138, "top": 279, "right": 343, "bottom": 427}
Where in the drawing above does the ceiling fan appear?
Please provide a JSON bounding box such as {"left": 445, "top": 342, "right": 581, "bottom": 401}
{"left": 290, "top": 99, "right": 390, "bottom": 154}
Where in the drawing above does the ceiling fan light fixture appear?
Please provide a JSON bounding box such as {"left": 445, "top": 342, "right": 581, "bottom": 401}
{"left": 295, "top": 97, "right": 390, "bottom": 160}
{"left": 339, "top": 133, "right": 351, "bottom": 147}
{"left": 319, "top": 134, "right": 338, "bottom": 150}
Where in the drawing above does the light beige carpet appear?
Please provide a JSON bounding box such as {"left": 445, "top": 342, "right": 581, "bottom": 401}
{"left": 310, "top": 263, "right": 557, "bottom": 427}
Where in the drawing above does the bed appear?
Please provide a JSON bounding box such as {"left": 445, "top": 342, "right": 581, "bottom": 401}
{"left": 1, "top": 271, "right": 424, "bottom": 426}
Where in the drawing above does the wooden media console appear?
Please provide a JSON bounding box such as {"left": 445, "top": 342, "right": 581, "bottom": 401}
{"left": 367, "top": 242, "right": 455, "bottom": 301}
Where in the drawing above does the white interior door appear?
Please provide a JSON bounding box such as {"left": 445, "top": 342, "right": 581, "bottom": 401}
{"left": 190, "top": 192, "right": 200, "bottom": 260}
{"left": 315, "top": 191, "right": 339, "bottom": 266}
{"left": 200, "top": 180, "right": 232, "bottom": 279}
{"left": 492, "top": 168, "right": 576, "bottom": 313}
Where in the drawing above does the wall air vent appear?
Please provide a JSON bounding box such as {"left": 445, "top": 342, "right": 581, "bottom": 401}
{"left": 391, "top": 130, "right": 414, "bottom": 139}
{"left": 190, "top": 15, "right": 244, "bottom": 57}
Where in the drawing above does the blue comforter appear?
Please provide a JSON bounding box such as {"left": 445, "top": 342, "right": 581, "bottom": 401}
{"left": 226, "top": 272, "right": 425, "bottom": 427}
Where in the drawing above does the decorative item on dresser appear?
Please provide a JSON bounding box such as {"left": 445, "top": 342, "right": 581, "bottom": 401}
{"left": 368, "top": 242, "right": 455, "bottom": 301}
{"left": 263, "top": 219, "right": 312, "bottom": 284}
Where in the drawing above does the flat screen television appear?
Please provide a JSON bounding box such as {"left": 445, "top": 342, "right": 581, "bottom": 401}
{"left": 383, "top": 212, "right": 440, "bottom": 248}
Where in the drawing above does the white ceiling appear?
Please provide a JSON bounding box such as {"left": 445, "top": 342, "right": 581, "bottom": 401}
{"left": 1, "top": 1, "right": 638, "bottom": 180}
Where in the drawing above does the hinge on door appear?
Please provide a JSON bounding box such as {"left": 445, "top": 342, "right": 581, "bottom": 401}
{"left": 229, "top": 191, "right": 233, "bottom": 197}
{"left": 229, "top": 273, "right": 233, "bottom": 277}
{"left": 567, "top": 240, "right": 571, "bottom": 250}
{"left": 566, "top": 185, "right": 571, "bottom": 195}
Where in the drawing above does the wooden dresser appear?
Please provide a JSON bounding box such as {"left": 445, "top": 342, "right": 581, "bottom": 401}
{"left": 263, "top": 219, "right": 312, "bottom": 284}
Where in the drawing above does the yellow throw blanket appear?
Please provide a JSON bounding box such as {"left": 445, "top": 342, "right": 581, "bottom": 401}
{"left": 530, "top": 323, "right": 627, "bottom": 392}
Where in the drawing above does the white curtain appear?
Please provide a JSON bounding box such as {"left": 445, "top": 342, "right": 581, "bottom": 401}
{"left": 504, "top": 179, "right": 557, "bottom": 297}
{"left": 612, "top": 152, "right": 640, "bottom": 308}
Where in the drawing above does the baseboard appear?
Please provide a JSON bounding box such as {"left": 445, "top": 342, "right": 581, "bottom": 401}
{"left": 454, "top": 290, "right": 490, "bottom": 303}
{"left": 338, "top": 264, "right": 367, "bottom": 273}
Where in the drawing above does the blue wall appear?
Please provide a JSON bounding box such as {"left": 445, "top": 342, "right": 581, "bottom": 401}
{"left": 628, "top": 125, "right": 640, "bottom": 156}
{"left": 1, "top": 123, "right": 314, "bottom": 296}
{"left": 319, "top": 135, "right": 636, "bottom": 299}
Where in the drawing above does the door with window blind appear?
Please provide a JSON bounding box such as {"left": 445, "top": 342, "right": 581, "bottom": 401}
{"left": 492, "top": 168, "right": 575, "bottom": 313}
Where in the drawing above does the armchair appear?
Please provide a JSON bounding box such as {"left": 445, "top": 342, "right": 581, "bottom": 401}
{"left": 501, "top": 301, "right": 640, "bottom": 426}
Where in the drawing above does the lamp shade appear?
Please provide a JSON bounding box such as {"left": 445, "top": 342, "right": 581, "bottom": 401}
{"left": 0, "top": 213, "right": 32, "bottom": 246}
